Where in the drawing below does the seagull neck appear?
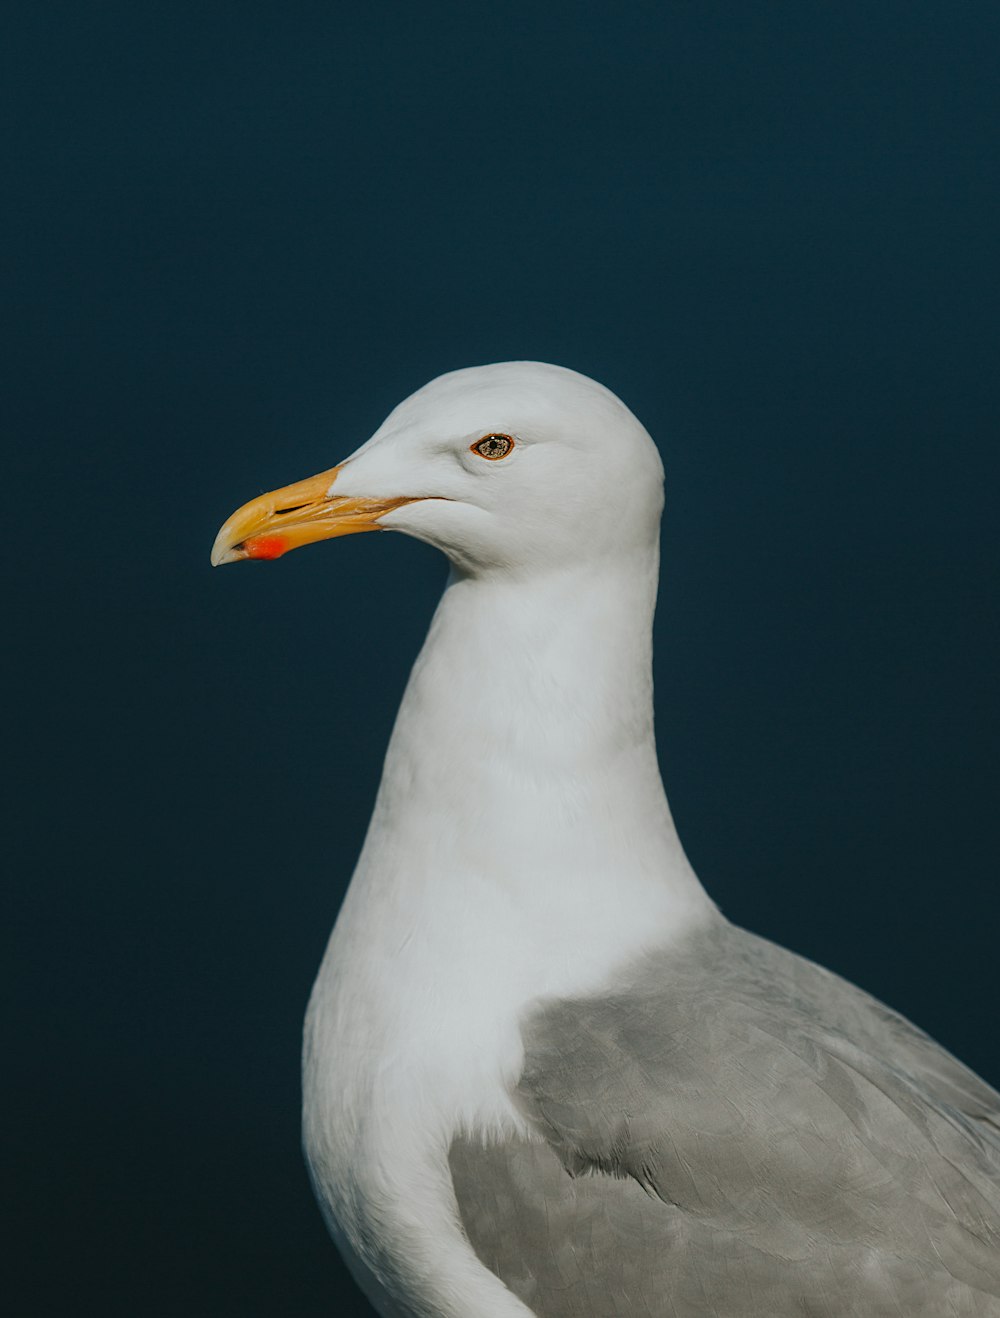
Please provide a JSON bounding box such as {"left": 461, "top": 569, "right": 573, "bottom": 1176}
{"left": 364, "top": 549, "right": 707, "bottom": 931}
{"left": 400, "top": 554, "right": 660, "bottom": 777}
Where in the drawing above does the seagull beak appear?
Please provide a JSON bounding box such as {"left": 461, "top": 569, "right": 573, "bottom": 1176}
{"left": 211, "top": 465, "right": 415, "bottom": 566}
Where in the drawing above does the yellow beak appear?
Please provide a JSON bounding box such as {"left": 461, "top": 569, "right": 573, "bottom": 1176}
{"left": 211, "top": 465, "right": 415, "bottom": 566}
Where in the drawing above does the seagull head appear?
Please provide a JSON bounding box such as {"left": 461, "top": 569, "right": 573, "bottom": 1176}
{"left": 211, "top": 362, "right": 664, "bottom": 576}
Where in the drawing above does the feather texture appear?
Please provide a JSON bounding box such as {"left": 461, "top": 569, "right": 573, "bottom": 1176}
{"left": 451, "top": 917, "right": 1000, "bottom": 1315}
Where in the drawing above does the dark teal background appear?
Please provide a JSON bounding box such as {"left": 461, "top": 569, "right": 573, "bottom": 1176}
{"left": 8, "top": 3, "right": 999, "bottom": 1314}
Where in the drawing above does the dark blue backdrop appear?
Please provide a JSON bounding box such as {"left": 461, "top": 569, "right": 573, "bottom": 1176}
{"left": 8, "top": 3, "right": 999, "bottom": 1314}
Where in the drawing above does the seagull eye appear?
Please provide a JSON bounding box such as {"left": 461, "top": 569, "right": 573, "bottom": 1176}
{"left": 472, "top": 433, "right": 514, "bottom": 461}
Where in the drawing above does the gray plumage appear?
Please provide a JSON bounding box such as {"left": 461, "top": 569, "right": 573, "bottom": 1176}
{"left": 451, "top": 915, "right": 1000, "bottom": 1316}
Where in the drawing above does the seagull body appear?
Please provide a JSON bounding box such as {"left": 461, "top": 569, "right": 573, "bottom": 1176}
{"left": 213, "top": 363, "right": 1000, "bottom": 1316}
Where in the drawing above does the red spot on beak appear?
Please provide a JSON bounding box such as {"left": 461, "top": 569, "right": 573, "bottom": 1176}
{"left": 244, "top": 534, "right": 289, "bottom": 560}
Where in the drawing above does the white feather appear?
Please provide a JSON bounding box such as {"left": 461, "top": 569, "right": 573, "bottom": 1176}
{"left": 301, "top": 363, "right": 714, "bottom": 1317}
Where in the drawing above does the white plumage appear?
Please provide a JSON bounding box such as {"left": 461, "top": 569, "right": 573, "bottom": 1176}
{"left": 213, "top": 363, "right": 1000, "bottom": 1318}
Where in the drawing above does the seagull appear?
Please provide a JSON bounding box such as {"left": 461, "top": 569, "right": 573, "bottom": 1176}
{"left": 212, "top": 362, "right": 1000, "bottom": 1317}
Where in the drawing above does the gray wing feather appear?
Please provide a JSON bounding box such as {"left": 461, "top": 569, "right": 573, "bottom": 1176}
{"left": 451, "top": 919, "right": 1000, "bottom": 1316}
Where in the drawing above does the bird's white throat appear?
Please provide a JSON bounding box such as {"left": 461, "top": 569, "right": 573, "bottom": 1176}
{"left": 307, "top": 550, "right": 712, "bottom": 1134}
